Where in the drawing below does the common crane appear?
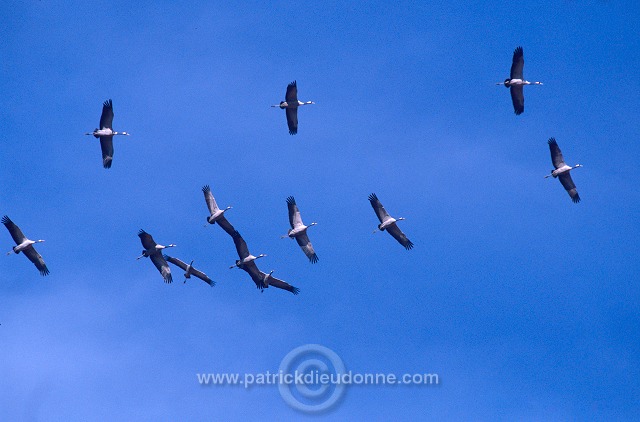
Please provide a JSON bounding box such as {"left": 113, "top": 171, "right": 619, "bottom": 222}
{"left": 137, "top": 229, "right": 175, "bottom": 283}
{"left": 368, "top": 193, "right": 414, "bottom": 250}
{"left": 229, "top": 230, "right": 267, "bottom": 269}
{"left": 2, "top": 216, "right": 49, "bottom": 276}
{"left": 242, "top": 265, "right": 300, "bottom": 295}
{"left": 271, "top": 80, "right": 314, "bottom": 135}
{"left": 496, "top": 47, "right": 542, "bottom": 115}
{"left": 281, "top": 196, "right": 318, "bottom": 263}
{"left": 84, "top": 99, "right": 130, "bottom": 168}
{"left": 164, "top": 255, "right": 215, "bottom": 286}
{"left": 545, "top": 138, "right": 582, "bottom": 203}
{"left": 230, "top": 232, "right": 298, "bottom": 294}
{"left": 202, "top": 185, "right": 235, "bottom": 235}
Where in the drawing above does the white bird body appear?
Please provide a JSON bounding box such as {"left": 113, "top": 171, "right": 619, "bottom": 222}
{"left": 550, "top": 164, "right": 573, "bottom": 177}
{"left": 276, "top": 100, "right": 314, "bottom": 109}
{"left": 232, "top": 253, "right": 266, "bottom": 269}
{"left": 502, "top": 79, "right": 542, "bottom": 87}
{"left": 139, "top": 243, "right": 176, "bottom": 259}
{"left": 11, "top": 239, "right": 41, "bottom": 254}
{"left": 87, "top": 128, "right": 130, "bottom": 137}
{"left": 546, "top": 163, "right": 583, "bottom": 179}
{"left": 207, "top": 208, "right": 231, "bottom": 224}
{"left": 287, "top": 223, "right": 315, "bottom": 238}
{"left": 378, "top": 217, "right": 403, "bottom": 232}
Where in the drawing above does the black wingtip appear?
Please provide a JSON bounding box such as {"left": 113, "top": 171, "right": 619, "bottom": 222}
{"left": 514, "top": 107, "right": 524, "bottom": 115}
{"left": 404, "top": 241, "right": 414, "bottom": 251}
{"left": 286, "top": 196, "right": 296, "bottom": 205}
{"left": 40, "top": 267, "right": 50, "bottom": 276}
{"left": 164, "top": 275, "right": 173, "bottom": 284}
{"left": 291, "top": 286, "right": 300, "bottom": 295}
{"left": 289, "top": 129, "right": 297, "bottom": 135}
{"left": 138, "top": 229, "right": 147, "bottom": 236}
{"left": 288, "top": 80, "right": 297, "bottom": 87}
{"left": 548, "top": 137, "right": 557, "bottom": 146}
{"left": 368, "top": 193, "right": 378, "bottom": 202}
{"left": 103, "top": 157, "right": 112, "bottom": 169}
{"left": 103, "top": 99, "right": 113, "bottom": 108}
{"left": 514, "top": 46, "right": 523, "bottom": 56}
{"left": 202, "top": 185, "right": 210, "bottom": 193}
{"left": 572, "top": 195, "right": 581, "bottom": 204}
{"left": 309, "top": 254, "right": 319, "bottom": 264}
{"left": 1, "top": 215, "right": 10, "bottom": 225}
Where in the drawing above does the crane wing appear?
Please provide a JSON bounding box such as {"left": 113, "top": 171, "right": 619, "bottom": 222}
{"left": 266, "top": 273, "right": 300, "bottom": 295}
{"left": 202, "top": 185, "right": 219, "bottom": 214}
{"left": 231, "top": 230, "right": 251, "bottom": 260}
{"left": 510, "top": 86, "right": 524, "bottom": 115}
{"left": 387, "top": 222, "right": 414, "bottom": 250}
{"left": 138, "top": 229, "right": 157, "bottom": 249}
{"left": 99, "top": 99, "right": 114, "bottom": 130}
{"left": 510, "top": 46, "right": 524, "bottom": 80}
{"left": 558, "top": 173, "right": 580, "bottom": 203}
{"left": 100, "top": 136, "right": 114, "bottom": 168}
{"left": 295, "top": 232, "right": 318, "bottom": 263}
{"left": 286, "top": 196, "right": 304, "bottom": 228}
{"left": 164, "top": 255, "right": 188, "bottom": 271}
{"left": 215, "top": 216, "right": 235, "bottom": 236}
{"left": 285, "top": 80, "right": 298, "bottom": 103}
{"left": 191, "top": 267, "right": 215, "bottom": 286}
{"left": 368, "top": 193, "right": 391, "bottom": 223}
{"left": 548, "top": 138, "right": 566, "bottom": 169}
{"left": 23, "top": 245, "right": 49, "bottom": 276}
{"left": 150, "top": 253, "right": 172, "bottom": 283}
{"left": 285, "top": 107, "right": 298, "bottom": 135}
{"left": 1, "top": 216, "right": 27, "bottom": 245}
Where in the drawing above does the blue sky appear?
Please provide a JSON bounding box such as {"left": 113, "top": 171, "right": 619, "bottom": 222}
{"left": 1, "top": 1, "right": 639, "bottom": 420}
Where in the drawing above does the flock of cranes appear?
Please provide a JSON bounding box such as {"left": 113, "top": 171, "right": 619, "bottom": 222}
{"left": 2, "top": 47, "right": 583, "bottom": 288}
{"left": 136, "top": 186, "right": 314, "bottom": 294}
